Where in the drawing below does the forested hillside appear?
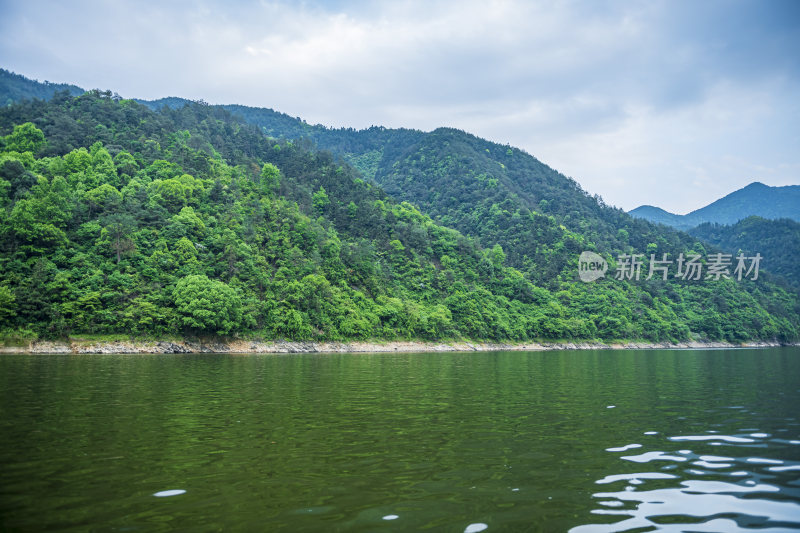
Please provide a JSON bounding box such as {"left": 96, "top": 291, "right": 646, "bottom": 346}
{"left": 690, "top": 216, "right": 800, "bottom": 292}
{"left": 221, "top": 106, "right": 763, "bottom": 288}
{"left": 0, "top": 90, "right": 798, "bottom": 343}
{"left": 0, "top": 69, "right": 84, "bottom": 108}
{"left": 129, "top": 101, "right": 800, "bottom": 300}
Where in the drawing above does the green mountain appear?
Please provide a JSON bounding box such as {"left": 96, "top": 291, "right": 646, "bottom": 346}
{"left": 630, "top": 182, "right": 800, "bottom": 230}
{"left": 0, "top": 74, "right": 798, "bottom": 343}
{"left": 689, "top": 216, "right": 800, "bottom": 292}
{"left": 0, "top": 68, "right": 84, "bottom": 107}
{"left": 216, "top": 106, "right": 694, "bottom": 283}
{"left": 222, "top": 105, "right": 800, "bottom": 325}
{"left": 0, "top": 92, "right": 543, "bottom": 341}
{"left": 627, "top": 205, "right": 685, "bottom": 228}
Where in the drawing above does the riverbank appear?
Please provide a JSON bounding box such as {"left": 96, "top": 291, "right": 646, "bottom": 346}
{"left": 0, "top": 338, "right": 792, "bottom": 354}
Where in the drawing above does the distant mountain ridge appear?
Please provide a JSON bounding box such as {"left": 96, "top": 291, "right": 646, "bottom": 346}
{"left": 0, "top": 68, "right": 84, "bottom": 106}
{"left": 630, "top": 182, "right": 800, "bottom": 230}
{"left": 689, "top": 216, "right": 800, "bottom": 292}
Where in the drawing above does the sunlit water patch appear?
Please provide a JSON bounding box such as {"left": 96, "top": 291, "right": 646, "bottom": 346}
{"left": 571, "top": 428, "right": 800, "bottom": 532}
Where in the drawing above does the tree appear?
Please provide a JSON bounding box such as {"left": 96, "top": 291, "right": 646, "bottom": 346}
{"left": 100, "top": 213, "right": 137, "bottom": 263}
{"left": 113, "top": 150, "right": 139, "bottom": 177}
{"left": 347, "top": 201, "right": 358, "bottom": 219}
{"left": 0, "top": 285, "right": 16, "bottom": 324}
{"left": 91, "top": 143, "right": 119, "bottom": 187}
{"left": 3, "top": 122, "right": 45, "bottom": 153}
{"left": 489, "top": 244, "right": 506, "bottom": 267}
{"left": 63, "top": 147, "right": 92, "bottom": 174}
{"left": 172, "top": 275, "right": 242, "bottom": 335}
{"left": 8, "top": 176, "right": 71, "bottom": 247}
{"left": 312, "top": 186, "right": 330, "bottom": 214}
{"left": 85, "top": 183, "right": 122, "bottom": 214}
{"left": 260, "top": 162, "right": 281, "bottom": 196}
{"left": 0, "top": 177, "right": 9, "bottom": 207}
{"left": 422, "top": 304, "right": 452, "bottom": 338}
{"left": 0, "top": 87, "right": 797, "bottom": 344}
{"left": 149, "top": 178, "right": 187, "bottom": 211}
{"left": 167, "top": 206, "right": 206, "bottom": 240}
{"left": 0, "top": 157, "right": 35, "bottom": 199}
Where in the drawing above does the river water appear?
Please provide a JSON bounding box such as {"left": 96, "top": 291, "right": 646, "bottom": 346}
{"left": 1, "top": 348, "right": 799, "bottom": 531}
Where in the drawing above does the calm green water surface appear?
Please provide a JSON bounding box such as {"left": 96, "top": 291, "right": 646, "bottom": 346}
{"left": 1, "top": 348, "right": 799, "bottom": 532}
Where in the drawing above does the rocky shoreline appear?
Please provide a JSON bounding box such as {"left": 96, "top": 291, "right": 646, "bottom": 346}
{"left": 0, "top": 338, "right": 792, "bottom": 354}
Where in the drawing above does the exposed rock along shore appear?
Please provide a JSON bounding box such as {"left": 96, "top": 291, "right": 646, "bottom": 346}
{"left": 0, "top": 339, "right": 790, "bottom": 354}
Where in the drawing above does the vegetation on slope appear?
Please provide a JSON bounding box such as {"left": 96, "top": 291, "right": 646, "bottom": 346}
{"left": 0, "top": 68, "right": 84, "bottom": 108}
{"left": 690, "top": 216, "right": 800, "bottom": 292}
{"left": 0, "top": 91, "right": 797, "bottom": 344}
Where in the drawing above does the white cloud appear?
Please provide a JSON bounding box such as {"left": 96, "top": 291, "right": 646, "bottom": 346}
{"left": 1, "top": 0, "right": 798, "bottom": 213}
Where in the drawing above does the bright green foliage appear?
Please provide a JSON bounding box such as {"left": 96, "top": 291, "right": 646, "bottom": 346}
{"left": 170, "top": 206, "right": 206, "bottom": 237}
{"left": 489, "top": 244, "right": 506, "bottom": 267}
{"left": 0, "top": 178, "right": 10, "bottom": 207}
{"left": 260, "top": 162, "right": 280, "bottom": 196}
{"left": 0, "top": 91, "right": 796, "bottom": 343}
{"left": 113, "top": 150, "right": 139, "bottom": 177}
{"left": 63, "top": 148, "right": 92, "bottom": 181}
{"left": 312, "top": 186, "right": 330, "bottom": 214}
{"left": 3, "top": 122, "right": 45, "bottom": 154}
{"left": 173, "top": 275, "right": 242, "bottom": 335}
{"left": 8, "top": 176, "right": 70, "bottom": 247}
{"left": 85, "top": 184, "right": 122, "bottom": 213}
{"left": 90, "top": 143, "right": 118, "bottom": 187}
{"left": 149, "top": 178, "right": 188, "bottom": 211}
{"left": 0, "top": 285, "right": 15, "bottom": 324}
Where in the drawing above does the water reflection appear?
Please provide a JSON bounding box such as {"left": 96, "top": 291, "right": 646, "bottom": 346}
{"left": 1, "top": 348, "right": 799, "bottom": 531}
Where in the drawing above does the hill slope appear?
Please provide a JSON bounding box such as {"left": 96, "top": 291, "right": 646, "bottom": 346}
{"left": 2, "top": 92, "right": 577, "bottom": 341}
{"left": 689, "top": 216, "right": 800, "bottom": 292}
{"left": 630, "top": 182, "right": 800, "bottom": 229}
{"left": 0, "top": 77, "right": 798, "bottom": 343}
{"left": 0, "top": 68, "right": 84, "bottom": 107}
{"left": 218, "top": 106, "right": 707, "bottom": 283}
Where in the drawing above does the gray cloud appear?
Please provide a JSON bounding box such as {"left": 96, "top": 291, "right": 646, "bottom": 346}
{"left": 1, "top": 0, "right": 798, "bottom": 212}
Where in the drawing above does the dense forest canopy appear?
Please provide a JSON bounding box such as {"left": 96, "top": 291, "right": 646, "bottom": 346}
{"left": 689, "top": 216, "right": 800, "bottom": 293}
{"left": 0, "top": 90, "right": 797, "bottom": 344}
{"left": 219, "top": 105, "right": 733, "bottom": 280}
{"left": 223, "top": 98, "right": 799, "bottom": 296}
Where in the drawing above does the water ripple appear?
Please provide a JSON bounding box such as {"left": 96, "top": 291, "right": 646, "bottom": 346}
{"left": 671, "top": 434, "right": 756, "bottom": 443}
{"left": 596, "top": 472, "right": 676, "bottom": 484}
{"left": 573, "top": 428, "right": 800, "bottom": 532}
{"left": 605, "top": 443, "right": 642, "bottom": 452}
{"left": 571, "top": 479, "right": 800, "bottom": 532}
{"left": 621, "top": 451, "right": 688, "bottom": 463}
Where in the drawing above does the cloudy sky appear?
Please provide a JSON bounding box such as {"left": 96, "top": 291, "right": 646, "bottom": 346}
{"left": 1, "top": 0, "right": 798, "bottom": 213}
